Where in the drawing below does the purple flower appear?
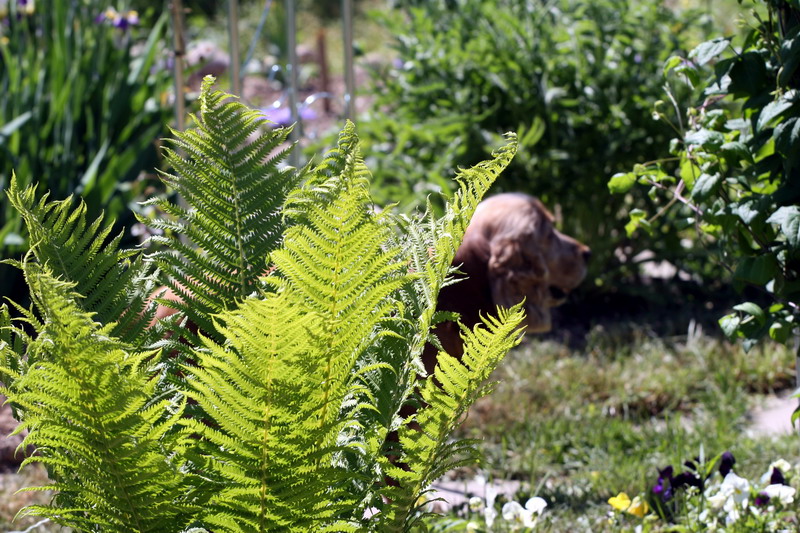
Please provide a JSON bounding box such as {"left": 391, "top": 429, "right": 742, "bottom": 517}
{"left": 652, "top": 479, "right": 673, "bottom": 502}
{"left": 259, "top": 105, "right": 317, "bottom": 127}
{"left": 95, "top": 7, "right": 138, "bottom": 30}
{"left": 719, "top": 451, "right": 735, "bottom": 477}
{"left": 755, "top": 492, "right": 770, "bottom": 507}
{"left": 770, "top": 467, "right": 786, "bottom": 485}
{"left": 672, "top": 471, "right": 702, "bottom": 490}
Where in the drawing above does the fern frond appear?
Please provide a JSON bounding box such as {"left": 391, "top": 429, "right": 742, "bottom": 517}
{"left": 4, "top": 264, "right": 199, "bottom": 532}
{"left": 186, "top": 290, "right": 361, "bottom": 532}
{"left": 376, "top": 304, "right": 525, "bottom": 531}
{"left": 186, "top": 125, "right": 415, "bottom": 530}
{"left": 283, "top": 120, "right": 370, "bottom": 222}
{"left": 5, "top": 174, "right": 158, "bottom": 345}
{"left": 272, "top": 122, "right": 411, "bottom": 437}
{"left": 145, "top": 76, "right": 304, "bottom": 340}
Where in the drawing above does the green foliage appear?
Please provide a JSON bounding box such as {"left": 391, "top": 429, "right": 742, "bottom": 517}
{"left": 612, "top": 1, "right": 800, "bottom": 351}
{"left": 0, "top": 266, "right": 199, "bottom": 531}
{"left": 1, "top": 78, "right": 524, "bottom": 531}
{"left": 0, "top": 0, "right": 172, "bottom": 300}
{"left": 143, "top": 76, "right": 302, "bottom": 348}
{"left": 5, "top": 176, "right": 159, "bottom": 346}
{"left": 356, "top": 0, "right": 707, "bottom": 284}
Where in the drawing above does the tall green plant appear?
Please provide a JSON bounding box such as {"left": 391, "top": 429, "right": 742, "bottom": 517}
{"left": 0, "top": 0, "right": 172, "bottom": 301}
{"left": 0, "top": 78, "right": 523, "bottom": 531}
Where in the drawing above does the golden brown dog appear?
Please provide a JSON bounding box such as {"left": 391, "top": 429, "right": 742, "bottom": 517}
{"left": 431, "top": 193, "right": 590, "bottom": 363}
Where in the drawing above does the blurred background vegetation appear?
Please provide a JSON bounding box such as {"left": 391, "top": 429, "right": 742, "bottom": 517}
{"left": 0, "top": 0, "right": 172, "bottom": 303}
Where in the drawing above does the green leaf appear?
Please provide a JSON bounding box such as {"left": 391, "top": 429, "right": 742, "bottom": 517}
{"left": 663, "top": 56, "right": 683, "bottom": 76}
{"left": 624, "top": 209, "right": 650, "bottom": 237}
{"left": 767, "top": 206, "right": 800, "bottom": 248}
{"left": 757, "top": 98, "right": 794, "bottom": 132}
{"left": 773, "top": 117, "right": 800, "bottom": 170}
{"left": 690, "top": 173, "right": 722, "bottom": 200}
{"left": 0, "top": 111, "right": 32, "bottom": 141}
{"left": 733, "top": 302, "right": 766, "bottom": 326}
{"left": 733, "top": 199, "right": 761, "bottom": 225}
{"left": 779, "top": 31, "right": 800, "bottom": 87}
{"left": 720, "top": 141, "right": 753, "bottom": 164}
{"left": 680, "top": 159, "right": 700, "bottom": 188}
{"left": 719, "top": 313, "right": 740, "bottom": 340}
{"left": 727, "top": 51, "right": 770, "bottom": 97}
{"left": 769, "top": 321, "right": 791, "bottom": 343}
{"left": 684, "top": 129, "right": 724, "bottom": 149}
{"left": 688, "top": 38, "right": 730, "bottom": 66}
{"left": 608, "top": 172, "right": 637, "bottom": 194}
{"left": 734, "top": 255, "right": 779, "bottom": 285}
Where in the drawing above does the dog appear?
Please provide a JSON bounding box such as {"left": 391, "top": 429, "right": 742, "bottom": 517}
{"left": 429, "top": 193, "right": 590, "bottom": 365}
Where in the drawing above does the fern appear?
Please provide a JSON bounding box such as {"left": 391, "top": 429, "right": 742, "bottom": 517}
{"left": 4, "top": 174, "right": 158, "bottom": 346}
{"left": 0, "top": 265, "right": 199, "bottom": 532}
{"left": 144, "top": 76, "right": 304, "bottom": 344}
{"left": 185, "top": 124, "right": 411, "bottom": 531}
{"left": 377, "top": 306, "right": 525, "bottom": 531}
{"left": 1, "top": 78, "right": 525, "bottom": 531}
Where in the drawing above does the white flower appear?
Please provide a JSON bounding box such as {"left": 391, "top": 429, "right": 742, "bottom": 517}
{"left": 502, "top": 497, "right": 547, "bottom": 528}
{"left": 707, "top": 473, "right": 750, "bottom": 524}
{"left": 525, "top": 496, "right": 548, "bottom": 516}
{"left": 469, "top": 496, "right": 483, "bottom": 512}
{"left": 721, "top": 472, "right": 751, "bottom": 505}
{"left": 502, "top": 501, "right": 524, "bottom": 522}
{"left": 466, "top": 521, "right": 480, "bottom": 533}
{"left": 761, "top": 458, "right": 793, "bottom": 484}
{"left": 485, "top": 481, "right": 498, "bottom": 530}
{"left": 763, "top": 484, "right": 796, "bottom": 505}
{"left": 771, "top": 459, "right": 793, "bottom": 474}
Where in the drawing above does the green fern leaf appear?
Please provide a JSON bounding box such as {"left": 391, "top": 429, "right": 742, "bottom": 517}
{"left": 3, "top": 264, "right": 199, "bottom": 532}
{"left": 186, "top": 291, "right": 354, "bottom": 532}
{"left": 145, "top": 76, "right": 304, "bottom": 340}
{"left": 377, "top": 305, "right": 526, "bottom": 531}
{"left": 272, "top": 122, "right": 411, "bottom": 436}
{"left": 5, "top": 174, "right": 158, "bottom": 346}
{"left": 186, "top": 124, "right": 416, "bottom": 531}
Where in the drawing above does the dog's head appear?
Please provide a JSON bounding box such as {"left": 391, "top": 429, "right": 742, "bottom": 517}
{"left": 470, "top": 193, "right": 590, "bottom": 333}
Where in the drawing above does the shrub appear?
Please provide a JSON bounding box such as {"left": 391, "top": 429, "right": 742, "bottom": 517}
{"left": 0, "top": 78, "right": 524, "bottom": 531}
{"left": 0, "top": 0, "right": 172, "bottom": 302}
{"left": 611, "top": 0, "right": 800, "bottom": 353}
{"left": 356, "top": 0, "right": 710, "bottom": 286}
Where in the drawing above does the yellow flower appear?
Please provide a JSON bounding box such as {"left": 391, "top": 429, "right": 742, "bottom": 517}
{"left": 608, "top": 492, "right": 631, "bottom": 512}
{"left": 608, "top": 492, "right": 649, "bottom": 518}
{"left": 627, "top": 496, "right": 649, "bottom": 518}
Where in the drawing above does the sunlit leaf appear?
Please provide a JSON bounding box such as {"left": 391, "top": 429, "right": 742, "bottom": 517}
{"left": 688, "top": 38, "right": 730, "bottom": 66}
{"left": 608, "top": 172, "right": 637, "bottom": 194}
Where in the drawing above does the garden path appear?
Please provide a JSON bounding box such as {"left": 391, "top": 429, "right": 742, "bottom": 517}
{"left": 748, "top": 392, "right": 798, "bottom": 437}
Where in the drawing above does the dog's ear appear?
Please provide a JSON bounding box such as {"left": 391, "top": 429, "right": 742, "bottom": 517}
{"left": 487, "top": 234, "right": 548, "bottom": 308}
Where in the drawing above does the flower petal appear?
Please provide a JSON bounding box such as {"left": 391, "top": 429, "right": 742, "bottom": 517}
{"left": 608, "top": 492, "right": 632, "bottom": 512}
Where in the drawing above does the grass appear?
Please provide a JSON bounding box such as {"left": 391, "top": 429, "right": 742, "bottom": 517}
{"left": 430, "top": 326, "right": 799, "bottom": 531}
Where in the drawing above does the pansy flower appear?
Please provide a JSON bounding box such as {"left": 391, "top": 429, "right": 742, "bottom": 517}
{"left": 754, "top": 492, "right": 770, "bottom": 508}
{"left": 762, "top": 484, "right": 796, "bottom": 506}
{"left": 718, "top": 451, "right": 735, "bottom": 477}
{"left": 502, "top": 497, "right": 548, "bottom": 528}
{"left": 95, "top": 7, "right": 139, "bottom": 30}
{"left": 609, "top": 492, "right": 650, "bottom": 518}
